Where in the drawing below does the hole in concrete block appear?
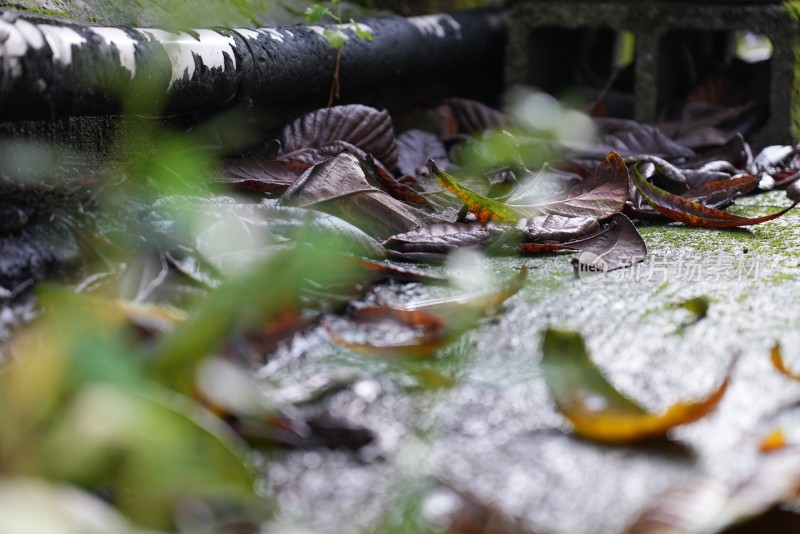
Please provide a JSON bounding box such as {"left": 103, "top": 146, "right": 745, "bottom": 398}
{"left": 735, "top": 30, "right": 773, "bottom": 63}
{"left": 657, "top": 29, "right": 771, "bottom": 139}
{"left": 526, "top": 26, "right": 635, "bottom": 118}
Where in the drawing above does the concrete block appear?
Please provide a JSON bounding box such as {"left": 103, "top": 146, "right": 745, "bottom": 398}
{"left": 506, "top": 0, "right": 800, "bottom": 145}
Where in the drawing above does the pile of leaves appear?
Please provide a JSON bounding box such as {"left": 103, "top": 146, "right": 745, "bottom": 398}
{"left": 2, "top": 98, "right": 800, "bottom": 533}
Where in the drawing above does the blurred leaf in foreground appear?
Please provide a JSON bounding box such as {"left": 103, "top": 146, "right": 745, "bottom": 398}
{"left": 0, "top": 478, "right": 158, "bottom": 534}
{"left": 541, "top": 328, "right": 731, "bottom": 443}
{"left": 1, "top": 290, "right": 255, "bottom": 529}
{"left": 627, "top": 447, "right": 800, "bottom": 534}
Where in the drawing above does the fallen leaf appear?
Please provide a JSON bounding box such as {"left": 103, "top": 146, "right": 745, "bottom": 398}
{"left": 520, "top": 213, "right": 647, "bottom": 275}
{"left": 569, "top": 213, "right": 647, "bottom": 273}
{"left": 361, "top": 154, "right": 435, "bottom": 210}
{"left": 440, "top": 97, "right": 509, "bottom": 135}
{"left": 522, "top": 151, "right": 630, "bottom": 219}
{"left": 396, "top": 129, "right": 449, "bottom": 178}
{"left": 678, "top": 296, "right": 710, "bottom": 320}
{"left": 632, "top": 167, "right": 797, "bottom": 228}
{"left": 279, "top": 140, "right": 370, "bottom": 167}
{"left": 384, "top": 222, "right": 508, "bottom": 256}
{"left": 325, "top": 306, "right": 447, "bottom": 358}
{"left": 592, "top": 118, "right": 695, "bottom": 160}
{"left": 426, "top": 159, "right": 527, "bottom": 223}
{"left": 428, "top": 152, "right": 629, "bottom": 222}
{"left": 403, "top": 267, "right": 526, "bottom": 317}
{"left": 541, "top": 327, "right": 730, "bottom": 443}
{"left": 218, "top": 159, "right": 310, "bottom": 196}
{"left": 682, "top": 175, "right": 757, "bottom": 209}
{"left": 279, "top": 105, "right": 398, "bottom": 170}
{"left": 240, "top": 412, "right": 375, "bottom": 452}
{"left": 627, "top": 447, "right": 800, "bottom": 534}
{"left": 518, "top": 215, "right": 601, "bottom": 243}
{"left": 788, "top": 180, "right": 800, "bottom": 202}
{"left": 760, "top": 429, "right": 787, "bottom": 453}
{"left": 281, "top": 153, "right": 432, "bottom": 238}
{"left": 770, "top": 343, "right": 800, "bottom": 381}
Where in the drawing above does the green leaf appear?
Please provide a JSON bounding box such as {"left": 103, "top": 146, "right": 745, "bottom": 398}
{"left": 42, "top": 386, "right": 253, "bottom": 528}
{"left": 323, "top": 28, "right": 349, "bottom": 49}
{"left": 351, "top": 19, "right": 374, "bottom": 41}
{"left": 426, "top": 160, "right": 527, "bottom": 223}
{"left": 304, "top": 4, "right": 332, "bottom": 24}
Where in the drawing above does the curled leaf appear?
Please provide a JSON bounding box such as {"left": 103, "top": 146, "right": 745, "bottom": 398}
{"left": 280, "top": 105, "right": 398, "bottom": 170}
{"left": 541, "top": 328, "right": 731, "bottom": 443}
{"left": 632, "top": 167, "right": 797, "bottom": 228}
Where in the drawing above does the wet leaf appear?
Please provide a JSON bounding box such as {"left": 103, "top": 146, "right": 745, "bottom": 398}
{"left": 384, "top": 222, "right": 508, "bottom": 256}
{"left": 426, "top": 159, "right": 527, "bottom": 223}
{"left": 440, "top": 97, "right": 509, "bottom": 135}
{"left": 396, "top": 129, "right": 449, "bottom": 178}
{"left": 354, "top": 257, "right": 448, "bottom": 285}
{"left": 541, "top": 328, "right": 730, "bottom": 443}
{"left": 403, "top": 266, "right": 526, "bottom": 317}
{"left": 590, "top": 118, "right": 695, "bottom": 160}
{"left": 281, "top": 153, "right": 431, "bottom": 239}
{"left": 567, "top": 213, "right": 647, "bottom": 273}
{"left": 361, "top": 154, "right": 435, "bottom": 210}
{"left": 218, "top": 159, "right": 310, "bottom": 196}
{"left": 632, "top": 167, "right": 797, "bottom": 228}
{"left": 627, "top": 447, "right": 800, "bottom": 534}
{"left": 770, "top": 343, "right": 800, "bottom": 382}
{"left": 521, "top": 152, "right": 630, "bottom": 219}
{"left": 280, "top": 140, "right": 369, "bottom": 167}
{"left": 518, "top": 215, "right": 601, "bottom": 243}
{"left": 279, "top": 105, "right": 398, "bottom": 170}
{"left": 325, "top": 306, "right": 447, "bottom": 358}
{"left": 682, "top": 175, "right": 757, "bottom": 209}
{"left": 760, "top": 428, "right": 787, "bottom": 453}
{"left": 753, "top": 145, "right": 796, "bottom": 175}
{"left": 238, "top": 410, "right": 376, "bottom": 452}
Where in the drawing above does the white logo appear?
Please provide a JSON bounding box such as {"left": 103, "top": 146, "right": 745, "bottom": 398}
{"left": 574, "top": 251, "right": 608, "bottom": 283}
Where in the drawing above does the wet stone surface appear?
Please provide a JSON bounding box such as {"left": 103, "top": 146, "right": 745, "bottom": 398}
{"left": 259, "top": 191, "right": 800, "bottom": 533}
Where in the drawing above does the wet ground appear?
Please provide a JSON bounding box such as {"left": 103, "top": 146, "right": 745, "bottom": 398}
{"left": 257, "top": 190, "right": 800, "bottom": 533}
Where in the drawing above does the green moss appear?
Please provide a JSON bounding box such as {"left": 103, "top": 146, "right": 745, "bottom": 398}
{"left": 14, "top": 6, "right": 72, "bottom": 18}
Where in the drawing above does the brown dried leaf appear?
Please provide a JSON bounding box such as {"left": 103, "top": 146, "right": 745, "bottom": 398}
{"left": 279, "top": 105, "right": 398, "bottom": 169}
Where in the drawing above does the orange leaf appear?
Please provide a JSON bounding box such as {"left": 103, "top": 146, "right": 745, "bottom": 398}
{"left": 542, "top": 328, "right": 732, "bottom": 443}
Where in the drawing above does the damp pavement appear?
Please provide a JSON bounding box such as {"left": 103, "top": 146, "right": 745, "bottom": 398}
{"left": 255, "top": 190, "right": 800, "bottom": 533}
